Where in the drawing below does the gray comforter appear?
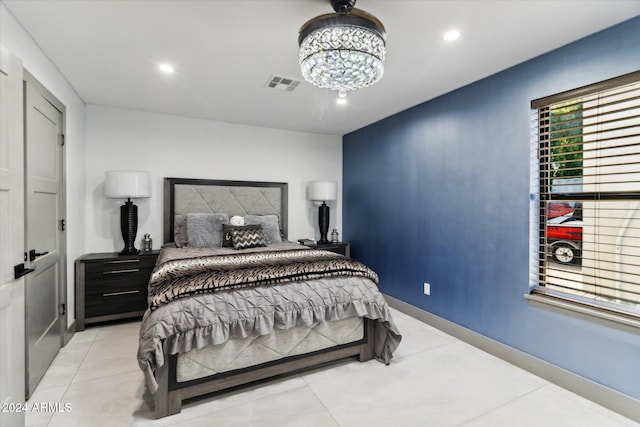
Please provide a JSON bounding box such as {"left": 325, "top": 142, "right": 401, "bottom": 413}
{"left": 137, "top": 242, "right": 402, "bottom": 394}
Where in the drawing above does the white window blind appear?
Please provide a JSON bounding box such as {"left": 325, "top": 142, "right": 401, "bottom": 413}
{"left": 531, "top": 71, "right": 640, "bottom": 318}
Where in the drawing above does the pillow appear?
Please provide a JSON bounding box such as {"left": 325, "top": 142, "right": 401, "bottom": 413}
{"left": 230, "top": 215, "right": 244, "bottom": 226}
{"left": 174, "top": 215, "right": 188, "bottom": 247}
{"left": 243, "top": 214, "right": 282, "bottom": 244}
{"left": 186, "top": 213, "right": 229, "bottom": 247}
{"left": 222, "top": 224, "right": 238, "bottom": 247}
{"left": 231, "top": 224, "right": 267, "bottom": 250}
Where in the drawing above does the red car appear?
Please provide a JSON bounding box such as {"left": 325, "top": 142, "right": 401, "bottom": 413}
{"left": 547, "top": 202, "right": 575, "bottom": 219}
{"left": 547, "top": 214, "right": 582, "bottom": 264}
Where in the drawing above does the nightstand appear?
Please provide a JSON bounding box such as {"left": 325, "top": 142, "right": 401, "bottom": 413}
{"left": 304, "top": 242, "right": 350, "bottom": 258}
{"left": 75, "top": 250, "right": 159, "bottom": 330}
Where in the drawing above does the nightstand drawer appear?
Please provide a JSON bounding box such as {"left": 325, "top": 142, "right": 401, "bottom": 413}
{"left": 83, "top": 271, "right": 149, "bottom": 296}
{"left": 85, "top": 290, "right": 148, "bottom": 318}
{"left": 85, "top": 257, "right": 155, "bottom": 274}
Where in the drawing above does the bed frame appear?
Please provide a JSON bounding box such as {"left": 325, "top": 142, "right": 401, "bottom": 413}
{"left": 154, "top": 178, "right": 376, "bottom": 418}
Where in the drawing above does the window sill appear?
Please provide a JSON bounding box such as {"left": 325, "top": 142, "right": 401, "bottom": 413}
{"left": 525, "top": 289, "right": 640, "bottom": 334}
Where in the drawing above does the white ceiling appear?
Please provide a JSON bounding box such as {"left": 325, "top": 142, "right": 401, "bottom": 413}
{"left": 5, "top": 0, "right": 640, "bottom": 135}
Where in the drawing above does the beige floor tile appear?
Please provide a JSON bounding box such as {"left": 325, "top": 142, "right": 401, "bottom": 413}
{"left": 167, "top": 386, "right": 338, "bottom": 427}
{"left": 25, "top": 385, "right": 69, "bottom": 427}
{"left": 94, "top": 320, "right": 141, "bottom": 341}
{"left": 306, "top": 341, "right": 548, "bottom": 427}
{"left": 46, "top": 370, "right": 148, "bottom": 427}
{"left": 72, "top": 334, "right": 141, "bottom": 383}
{"left": 68, "top": 327, "right": 100, "bottom": 344}
{"left": 388, "top": 307, "right": 456, "bottom": 359}
{"left": 463, "top": 382, "right": 638, "bottom": 427}
{"left": 31, "top": 341, "right": 91, "bottom": 391}
{"left": 131, "top": 376, "right": 309, "bottom": 426}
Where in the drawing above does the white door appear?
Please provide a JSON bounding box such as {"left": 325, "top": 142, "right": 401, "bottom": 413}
{"left": 24, "top": 80, "right": 64, "bottom": 398}
{"left": 0, "top": 45, "right": 26, "bottom": 427}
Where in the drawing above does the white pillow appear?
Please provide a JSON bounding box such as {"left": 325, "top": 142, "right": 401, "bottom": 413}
{"left": 230, "top": 215, "right": 245, "bottom": 226}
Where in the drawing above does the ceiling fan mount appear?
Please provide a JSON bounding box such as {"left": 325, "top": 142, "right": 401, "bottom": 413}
{"left": 330, "top": 0, "right": 356, "bottom": 13}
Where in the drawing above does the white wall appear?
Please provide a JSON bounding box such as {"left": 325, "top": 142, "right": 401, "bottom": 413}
{"left": 1, "top": 3, "right": 86, "bottom": 328}
{"left": 85, "top": 105, "right": 343, "bottom": 253}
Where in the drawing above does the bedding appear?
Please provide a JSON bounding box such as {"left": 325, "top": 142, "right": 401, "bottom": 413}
{"left": 137, "top": 242, "right": 401, "bottom": 394}
{"left": 176, "top": 316, "right": 365, "bottom": 382}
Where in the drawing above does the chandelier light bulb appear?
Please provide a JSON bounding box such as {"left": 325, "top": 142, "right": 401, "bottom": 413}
{"left": 298, "top": 0, "right": 386, "bottom": 95}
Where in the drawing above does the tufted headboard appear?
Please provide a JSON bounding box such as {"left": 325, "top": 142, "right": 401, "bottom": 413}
{"left": 163, "top": 178, "right": 288, "bottom": 244}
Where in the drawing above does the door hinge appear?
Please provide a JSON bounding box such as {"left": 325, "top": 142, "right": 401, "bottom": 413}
{"left": 59, "top": 219, "right": 66, "bottom": 231}
{"left": 60, "top": 303, "right": 66, "bottom": 316}
{"left": 59, "top": 134, "right": 65, "bottom": 146}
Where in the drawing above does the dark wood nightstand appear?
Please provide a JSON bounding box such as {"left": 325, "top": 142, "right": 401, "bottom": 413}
{"left": 304, "top": 242, "right": 350, "bottom": 258}
{"left": 75, "top": 250, "right": 159, "bottom": 330}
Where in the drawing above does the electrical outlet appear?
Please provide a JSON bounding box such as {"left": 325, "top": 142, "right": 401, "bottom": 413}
{"left": 423, "top": 282, "right": 431, "bottom": 295}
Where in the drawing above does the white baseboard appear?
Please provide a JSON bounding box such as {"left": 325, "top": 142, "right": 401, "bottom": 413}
{"left": 384, "top": 294, "right": 640, "bottom": 423}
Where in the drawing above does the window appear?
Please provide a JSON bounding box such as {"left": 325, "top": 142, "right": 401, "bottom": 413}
{"left": 530, "top": 71, "right": 640, "bottom": 320}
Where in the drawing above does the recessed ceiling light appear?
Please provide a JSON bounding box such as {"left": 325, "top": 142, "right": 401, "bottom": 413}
{"left": 337, "top": 90, "right": 347, "bottom": 105}
{"left": 443, "top": 30, "right": 460, "bottom": 41}
{"left": 158, "top": 63, "right": 174, "bottom": 73}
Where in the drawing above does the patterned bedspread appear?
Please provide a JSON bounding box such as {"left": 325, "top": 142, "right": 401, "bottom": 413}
{"left": 137, "top": 243, "right": 402, "bottom": 394}
{"left": 148, "top": 248, "right": 379, "bottom": 310}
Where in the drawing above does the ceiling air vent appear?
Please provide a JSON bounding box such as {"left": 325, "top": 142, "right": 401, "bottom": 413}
{"left": 265, "top": 75, "right": 301, "bottom": 92}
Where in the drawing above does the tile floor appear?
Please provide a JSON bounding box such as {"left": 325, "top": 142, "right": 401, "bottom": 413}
{"left": 26, "top": 308, "right": 637, "bottom": 427}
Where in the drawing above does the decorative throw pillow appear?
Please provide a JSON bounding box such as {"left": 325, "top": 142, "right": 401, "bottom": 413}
{"left": 230, "top": 215, "right": 245, "bottom": 226}
{"left": 243, "top": 214, "right": 282, "bottom": 244}
{"left": 186, "top": 213, "right": 229, "bottom": 247}
{"left": 223, "top": 217, "right": 247, "bottom": 246}
{"left": 231, "top": 225, "right": 267, "bottom": 250}
{"left": 222, "top": 224, "right": 238, "bottom": 247}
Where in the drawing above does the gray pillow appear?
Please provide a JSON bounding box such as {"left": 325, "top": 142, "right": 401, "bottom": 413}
{"left": 174, "top": 215, "right": 188, "bottom": 247}
{"left": 243, "top": 214, "right": 282, "bottom": 244}
{"left": 186, "top": 213, "right": 229, "bottom": 247}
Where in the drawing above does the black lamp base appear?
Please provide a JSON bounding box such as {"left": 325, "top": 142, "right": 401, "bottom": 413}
{"left": 318, "top": 202, "right": 330, "bottom": 244}
{"left": 119, "top": 199, "right": 139, "bottom": 255}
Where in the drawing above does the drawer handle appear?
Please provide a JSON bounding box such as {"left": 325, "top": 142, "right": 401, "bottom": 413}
{"left": 102, "top": 268, "right": 140, "bottom": 275}
{"left": 103, "top": 290, "right": 140, "bottom": 297}
{"left": 104, "top": 259, "right": 140, "bottom": 265}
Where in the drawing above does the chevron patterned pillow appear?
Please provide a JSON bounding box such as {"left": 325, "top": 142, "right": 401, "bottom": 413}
{"left": 231, "top": 225, "right": 267, "bottom": 250}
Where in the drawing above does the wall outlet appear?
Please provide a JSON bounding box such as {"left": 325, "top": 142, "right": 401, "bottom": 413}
{"left": 423, "top": 282, "right": 431, "bottom": 295}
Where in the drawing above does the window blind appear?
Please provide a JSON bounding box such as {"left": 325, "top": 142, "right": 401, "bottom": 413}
{"left": 531, "top": 71, "right": 640, "bottom": 317}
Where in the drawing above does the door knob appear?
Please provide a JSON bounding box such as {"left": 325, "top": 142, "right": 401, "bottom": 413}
{"left": 29, "top": 249, "right": 49, "bottom": 262}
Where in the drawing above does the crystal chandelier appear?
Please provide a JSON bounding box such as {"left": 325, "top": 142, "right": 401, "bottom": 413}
{"left": 298, "top": 0, "right": 386, "bottom": 97}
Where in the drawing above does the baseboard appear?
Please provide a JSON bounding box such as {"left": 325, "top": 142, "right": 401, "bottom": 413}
{"left": 384, "top": 294, "right": 640, "bottom": 423}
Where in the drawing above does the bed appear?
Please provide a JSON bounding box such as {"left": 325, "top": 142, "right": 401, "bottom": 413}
{"left": 137, "top": 178, "right": 401, "bottom": 418}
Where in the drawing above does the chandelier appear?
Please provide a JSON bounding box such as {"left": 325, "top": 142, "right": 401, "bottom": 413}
{"left": 298, "top": 0, "right": 386, "bottom": 97}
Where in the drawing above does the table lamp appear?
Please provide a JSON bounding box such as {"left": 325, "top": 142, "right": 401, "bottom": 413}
{"left": 308, "top": 180, "right": 337, "bottom": 243}
{"left": 105, "top": 170, "right": 151, "bottom": 255}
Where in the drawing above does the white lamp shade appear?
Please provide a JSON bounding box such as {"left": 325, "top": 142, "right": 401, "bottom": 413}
{"left": 104, "top": 170, "right": 151, "bottom": 199}
{"left": 308, "top": 180, "right": 337, "bottom": 201}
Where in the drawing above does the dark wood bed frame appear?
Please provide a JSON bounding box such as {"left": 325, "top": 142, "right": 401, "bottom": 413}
{"left": 154, "top": 178, "right": 376, "bottom": 418}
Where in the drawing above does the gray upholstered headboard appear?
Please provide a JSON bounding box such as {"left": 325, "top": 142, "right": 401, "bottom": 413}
{"left": 163, "top": 178, "right": 288, "bottom": 244}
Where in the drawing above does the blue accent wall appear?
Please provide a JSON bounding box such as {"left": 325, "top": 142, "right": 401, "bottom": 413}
{"left": 344, "top": 17, "right": 640, "bottom": 399}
